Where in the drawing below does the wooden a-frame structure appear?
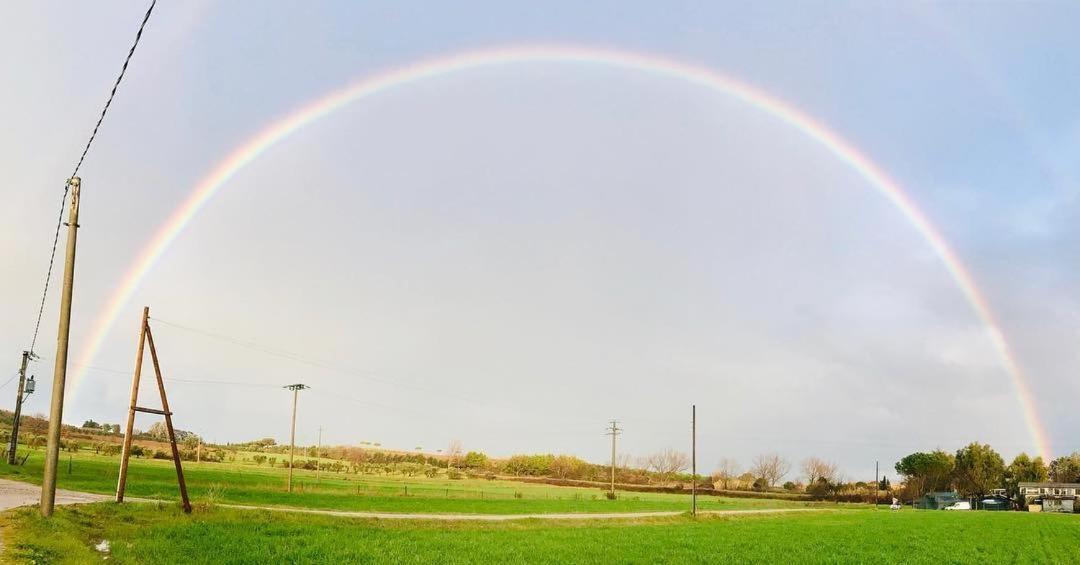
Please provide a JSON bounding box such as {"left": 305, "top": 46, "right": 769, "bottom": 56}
{"left": 115, "top": 306, "right": 191, "bottom": 513}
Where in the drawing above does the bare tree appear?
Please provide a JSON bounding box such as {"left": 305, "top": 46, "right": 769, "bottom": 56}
{"left": 447, "top": 439, "right": 463, "bottom": 469}
{"left": 646, "top": 448, "right": 690, "bottom": 482}
{"left": 802, "top": 457, "right": 839, "bottom": 485}
{"left": 712, "top": 457, "right": 741, "bottom": 490}
{"left": 750, "top": 453, "right": 790, "bottom": 487}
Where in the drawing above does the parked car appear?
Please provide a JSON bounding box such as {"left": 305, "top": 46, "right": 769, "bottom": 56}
{"left": 944, "top": 501, "right": 971, "bottom": 511}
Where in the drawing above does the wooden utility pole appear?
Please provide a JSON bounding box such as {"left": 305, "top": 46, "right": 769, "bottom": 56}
{"left": 115, "top": 306, "right": 191, "bottom": 513}
{"left": 605, "top": 420, "right": 621, "bottom": 497}
{"left": 8, "top": 351, "right": 34, "bottom": 464}
{"left": 691, "top": 404, "right": 697, "bottom": 516}
{"left": 284, "top": 384, "right": 308, "bottom": 492}
{"left": 41, "top": 177, "right": 80, "bottom": 518}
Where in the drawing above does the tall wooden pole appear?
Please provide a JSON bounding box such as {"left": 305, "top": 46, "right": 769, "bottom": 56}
{"left": 7, "top": 351, "right": 31, "bottom": 464}
{"left": 41, "top": 177, "right": 80, "bottom": 518}
{"left": 691, "top": 404, "right": 697, "bottom": 516}
{"left": 606, "top": 420, "right": 620, "bottom": 497}
{"left": 145, "top": 321, "right": 191, "bottom": 512}
{"left": 116, "top": 307, "right": 149, "bottom": 503}
{"left": 290, "top": 388, "right": 297, "bottom": 491}
{"left": 285, "top": 384, "right": 307, "bottom": 492}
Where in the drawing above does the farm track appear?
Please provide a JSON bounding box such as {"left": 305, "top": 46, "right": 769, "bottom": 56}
{"left": 0, "top": 477, "right": 828, "bottom": 522}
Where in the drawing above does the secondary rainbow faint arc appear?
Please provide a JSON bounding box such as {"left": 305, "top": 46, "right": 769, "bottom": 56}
{"left": 73, "top": 44, "right": 1051, "bottom": 460}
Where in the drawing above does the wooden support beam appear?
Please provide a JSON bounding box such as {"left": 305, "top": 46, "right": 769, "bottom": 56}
{"left": 115, "top": 307, "right": 191, "bottom": 513}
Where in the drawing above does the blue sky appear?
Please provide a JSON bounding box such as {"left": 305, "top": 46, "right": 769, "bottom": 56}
{"left": 2, "top": 1, "right": 1078, "bottom": 481}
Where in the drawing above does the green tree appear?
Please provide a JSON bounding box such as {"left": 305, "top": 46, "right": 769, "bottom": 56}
{"left": 462, "top": 451, "right": 489, "bottom": 469}
{"left": 82, "top": 420, "right": 100, "bottom": 429}
{"left": 895, "top": 450, "right": 954, "bottom": 496}
{"left": 1004, "top": 453, "right": 1049, "bottom": 499}
{"left": 1049, "top": 452, "right": 1080, "bottom": 483}
{"left": 953, "top": 443, "right": 1005, "bottom": 497}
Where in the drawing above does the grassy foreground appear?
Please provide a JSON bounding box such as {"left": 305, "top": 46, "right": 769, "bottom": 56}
{"left": 0, "top": 450, "right": 809, "bottom": 514}
{"left": 4, "top": 503, "right": 1079, "bottom": 564}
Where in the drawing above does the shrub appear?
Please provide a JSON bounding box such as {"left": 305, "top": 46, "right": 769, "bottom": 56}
{"left": 605, "top": 491, "right": 617, "bottom": 500}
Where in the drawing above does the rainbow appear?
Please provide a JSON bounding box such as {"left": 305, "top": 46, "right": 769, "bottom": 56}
{"left": 71, "top": 44, "right": 1051, "bottom": 460}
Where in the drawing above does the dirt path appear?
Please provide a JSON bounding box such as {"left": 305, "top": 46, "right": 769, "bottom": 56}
{"left": 0, "top": 478, "right": 108, "bottom": 512}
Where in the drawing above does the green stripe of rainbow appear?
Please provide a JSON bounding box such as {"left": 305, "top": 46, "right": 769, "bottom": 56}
{"left": 71, "top": 44, "right": 1051, "bottom": 460}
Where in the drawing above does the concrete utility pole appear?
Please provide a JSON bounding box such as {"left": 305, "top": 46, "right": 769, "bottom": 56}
{"left": 8, "top": 351, "right": 35, "bottom": 464}
{"left": 691, "top": 404, "right": 697, "bottom": 516}
{"left": 605, "top": 420, "right": 621, "bottom": 497}
{"left": 284, "top": 384, "right": 308, "bottom": 492}
{"left": 874, "top": 460, "right": 879, "bottom": 508}
{"left": 41, "top": 177, "right": 80, "bottom": 518}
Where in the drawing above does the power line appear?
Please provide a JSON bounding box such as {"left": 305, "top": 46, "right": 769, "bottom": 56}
{"left": 0, "top": 372, "right": 20, "bottom": 391}
{"left": 150, "top": 316, "right": 482, "bottom": 404}
{"left": 27, "top": 0, "right": 157, "bottom": 355}
{"left": 69, "top": 360, "right": 449, "bottom": 420}
{"left": 27, "top": 186, "right": 69, "bottom": 355}
{"left": 166, "top": 378, "right": 280, "bottom": 389}
{"left": 70, "top": 0, "right": 157, "bottom": 178}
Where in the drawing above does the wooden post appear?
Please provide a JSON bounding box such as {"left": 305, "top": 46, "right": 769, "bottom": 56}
{"left": 116, "top": 307, "right": 149, "bottom": 502}
{"left": 7, "top": 351, "right": 31, "bottom": 464}
{"left": 115, "top": 307, "right": 191, "bottom": 513}
{"left": 691, "top": 404, "right": 697, "bottom": 516}
{"left": 145, "top": 321, "right": 191, "bottom": 513}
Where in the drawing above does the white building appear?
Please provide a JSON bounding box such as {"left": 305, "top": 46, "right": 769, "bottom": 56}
{"left": 1019, "top": 482, "right": 1079, "bottom": 513}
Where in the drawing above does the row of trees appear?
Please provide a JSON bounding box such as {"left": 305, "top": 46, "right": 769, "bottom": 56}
{"left": 895, "top": 444, "right": 1080, "bottom": 499}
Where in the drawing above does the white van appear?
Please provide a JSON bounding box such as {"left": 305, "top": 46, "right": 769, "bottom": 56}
{"left": 944, "top": 501, "right": 971, "bottom": 511}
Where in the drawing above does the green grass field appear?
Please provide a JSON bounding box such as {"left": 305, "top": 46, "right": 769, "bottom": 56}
{"left": 0, "top": 449, "right": 810, "bottom": 514}
{"left": 5, "top": 503, "right": 1079, "bottom": 564}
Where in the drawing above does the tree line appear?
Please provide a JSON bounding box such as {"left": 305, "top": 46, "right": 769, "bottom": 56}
{"left": 894, "top": 443, "right": 1080, "bottom": 500}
